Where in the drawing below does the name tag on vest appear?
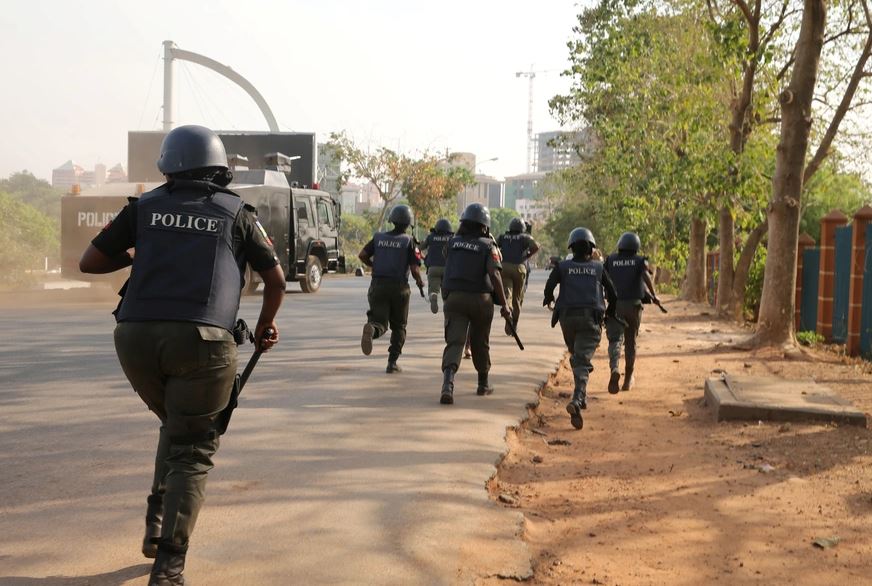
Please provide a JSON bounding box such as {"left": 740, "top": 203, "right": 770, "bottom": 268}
{"left": 377, "top": 239, "right": 406, "bottom": 249}
{"left": 149, "top": 212, "right": 222, "bottom": 233}
{"left": 611, "top": 259, "right": 636, "bottom": 267}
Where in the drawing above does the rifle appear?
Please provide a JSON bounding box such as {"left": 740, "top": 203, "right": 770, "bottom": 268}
{"left": 216, "top": 320, "right": 275, "bottom": 436}
{"left": 642, "top": 291, "right": 668, "bottom": 313}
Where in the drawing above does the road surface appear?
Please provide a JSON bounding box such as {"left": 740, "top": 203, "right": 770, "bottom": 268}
{"left": 0, "top": 273, "right": 563, "bottom": 585}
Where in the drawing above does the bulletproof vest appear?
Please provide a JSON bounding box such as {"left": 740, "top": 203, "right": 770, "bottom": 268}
{"left": 605, "top": 253, "right": 646, "bottom": 300}
{"left": 424, "top": 232, "right": 453, "bottom": 267}
{"left": 117, "top": 183, "right": 243, "bottom": 331}
{"left": 556, "top": 259, "right": 605, "bottom": 311}
{"left": 499, "top": 232, "right": 528, "bottom": 264}
{"left": 372, "top": 231, "right": 413, "bottom": 281}
{"left": 443, "top": 235, "right": 494, "bottom": 293}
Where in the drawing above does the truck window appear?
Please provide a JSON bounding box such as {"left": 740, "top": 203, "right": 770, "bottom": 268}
{"left": 296, "top": 201, "right": 309, "bottom": 222}
{"left": 317, "top": 199, "right": 333, "bottom": 227}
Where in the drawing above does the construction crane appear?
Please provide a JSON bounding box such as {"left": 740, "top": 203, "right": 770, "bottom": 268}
{"left": 515, "top": 66, "right": 559, "bottom": 173}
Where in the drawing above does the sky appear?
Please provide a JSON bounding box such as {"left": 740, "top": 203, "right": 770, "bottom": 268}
{"left": 0, "top": 0, "right": 587, "bottom": 182}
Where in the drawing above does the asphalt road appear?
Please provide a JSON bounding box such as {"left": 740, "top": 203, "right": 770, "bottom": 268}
{"left": 0, "top": 273, "right": 563, "bottom": 585}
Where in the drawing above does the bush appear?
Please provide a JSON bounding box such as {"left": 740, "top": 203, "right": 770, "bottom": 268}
{"left": 796, "top": 330, "right": 825, "bottom": 346}
{"left": 0, "top": 191, "right": 60, "bottom": 287}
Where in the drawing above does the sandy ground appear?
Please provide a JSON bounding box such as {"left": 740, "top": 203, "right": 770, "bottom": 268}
{"left": 486, "top": 297, "right": 872, "bottom": 586}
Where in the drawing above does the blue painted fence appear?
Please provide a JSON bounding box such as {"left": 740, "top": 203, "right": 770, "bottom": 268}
{"left": 800, "top": 248, "right": 820, "bottom": 333}
{"left": 861, "top": 224, "right": 872, "bottom": 358}
{"left": 832, "top": 225, "right": 853, "bottom": 344}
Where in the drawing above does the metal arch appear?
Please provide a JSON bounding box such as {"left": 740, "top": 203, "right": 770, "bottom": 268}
{"left": 163, "top": 41, "right": 279, "bottom": 132}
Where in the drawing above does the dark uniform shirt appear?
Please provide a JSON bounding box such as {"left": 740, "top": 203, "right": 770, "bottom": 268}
{"left": 442, "top": 234, "right": 502, "bottom": 294}
{"left": 497, "top": 232, "right": 536, "bottom": 264}
{"left": 362, "top": 228, "right": 421, "bottom": 282}
{"left": 92, "top": 198, "right": 279, "bottom": 273}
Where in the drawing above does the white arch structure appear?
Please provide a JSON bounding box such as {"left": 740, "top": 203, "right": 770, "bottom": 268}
{"left": 162, "top": 40, "right": 279, "bottom": 132}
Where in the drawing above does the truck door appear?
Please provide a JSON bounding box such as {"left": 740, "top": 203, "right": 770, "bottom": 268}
{"left": 315, "top": 196, "right": 339, "bottom": 265}
{"left": 294, "top": 197, "right": 316, "bottom": 265}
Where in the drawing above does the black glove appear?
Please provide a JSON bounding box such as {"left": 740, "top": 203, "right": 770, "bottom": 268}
{"left": 543, "top": 296, "right": 554, "bottom": 307}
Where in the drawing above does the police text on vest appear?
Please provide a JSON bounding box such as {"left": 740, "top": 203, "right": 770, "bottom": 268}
{"left": 150, "top": 213, "right": 220, "bottom": 232}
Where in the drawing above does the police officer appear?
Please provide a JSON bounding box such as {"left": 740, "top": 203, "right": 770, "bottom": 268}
{"left": 78, "top": 125, "right": 285, "bottom": 585}
{"left": 420, "top": 218, "right": 454, "bottom": 314}
{"left": 498, "top": 217, "right": 539, "bottom": 334}
{"left": 358, "top": 204, "right": 424, "bottom": 373}
{"left": 440, "top": 203, "right": 512, "bottom": 405}
{"left": 604, "top": 232, "right": 659, "bottom": 393}
{"left": 543, "top": 227, "right": 616, "bottom": 430}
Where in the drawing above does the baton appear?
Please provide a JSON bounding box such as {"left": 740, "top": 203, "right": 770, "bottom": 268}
{"left": 653, "top": 299, "right": 668, "bottom": 314}
{"left": 417, "top": 283, "right": 426, "bottom": 298}
{"left": 503, "top": 315, "right": 525, "bottom": 351}
{"left": 217, "top": 326, "right": 274, "bottom": 435}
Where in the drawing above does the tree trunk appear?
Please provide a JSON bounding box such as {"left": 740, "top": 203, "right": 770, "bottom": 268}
{"left": 754, "top": 0, "right": 826, "bottom": 347}
{"left": 681, "top": 216, "right": 708, "bottom": 302}
{"left": 716, "top": 206, "right": 735, "bottom": 313}
{"left": 729, "top": 219, "right": 769, "bottom": 320}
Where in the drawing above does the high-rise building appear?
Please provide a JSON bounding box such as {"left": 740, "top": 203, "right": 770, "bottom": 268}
{"left": 52, "top": 160, "right": 85, "bottom": 189}
{"left": 504, "top": 171, "right": 547, "bottom": 210}
{"left": 534, "top": 130, "right": 589, "bottom": 172}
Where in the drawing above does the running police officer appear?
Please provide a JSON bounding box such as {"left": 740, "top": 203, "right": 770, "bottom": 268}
{"left": 543, "top": 227, "right": 616, "bottom": 430}
{"left": 420, "top": 218, "right": 454, "bottom": 314}
{"left": 79, "top": 125, "right": 285, "bottom": 585}
{"left": 497, "top": 217, "right": 539, "bottom": 334}
{"left": 440, "top": 203, "right": 511, "bottom": 405}
{"left": 358, "top": 205, "right": 424, "bottom": 373}
{"left": 604, "top": 232, "right": 659, "bottom": 392}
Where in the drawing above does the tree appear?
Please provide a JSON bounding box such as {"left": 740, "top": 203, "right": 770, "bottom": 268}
{"left": 327, "top": 132, "right": 413, "bottom": 227}
{"left": 0, "top": 171, "right": 63, "bottom": 219}
{"left": 401, "top": 155, "right": 474, "bottom": 230}
{"left": 0, "top": 191, "right": 59, "bottom": 286}
{"left": 754, "top": 0, "right": 872, "bottom": 347}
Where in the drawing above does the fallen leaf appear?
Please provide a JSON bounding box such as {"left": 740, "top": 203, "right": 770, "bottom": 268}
{"left": 812, "top": 536, "right": 841, "bottom": 549}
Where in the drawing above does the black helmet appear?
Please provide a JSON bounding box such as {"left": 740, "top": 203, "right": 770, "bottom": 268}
{"left": 460, "top": 203, "right": 491, "bottom": 228}
{"left": 508, "top": 217, "right": 525, "bottom": 233}
{"left": 434, "top": 218, "right": 452, "bottom": 233}
{"left": 388, "top": 204, "right": 413, "bottom": 226}
{"left": 157, "top": 125, "right": 228, "bottom": 174}
{"left": 567, "top": 227, "right": 596, "bottom": 249}
{"left": 617, "top": 232, "right": 641, "bottom": 252}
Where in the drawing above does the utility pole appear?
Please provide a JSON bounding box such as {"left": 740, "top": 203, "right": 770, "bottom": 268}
{"left": 515, "top": 66, "right": 536, "bottom": 173}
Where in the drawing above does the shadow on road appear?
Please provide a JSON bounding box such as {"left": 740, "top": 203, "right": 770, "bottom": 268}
{"left": 0, "top": 564, "right": 150, "bottom": 586}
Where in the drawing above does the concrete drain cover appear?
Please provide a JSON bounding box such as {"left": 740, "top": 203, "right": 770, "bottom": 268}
{"left": 704, "top": 373, "right": 867, "bottom": 426}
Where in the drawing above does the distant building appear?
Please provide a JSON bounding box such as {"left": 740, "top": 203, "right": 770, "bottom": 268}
{"left": 534, "top": 130, "right": 590, "bottom": 172}
{"left": 107, "top": 163, "right": 128, "bottom": 183}
{"left": 504, "top": 171, "right": 547, "bottom": 210}
{"left": 52, "top": 160, "right": 85, "bottom": 189}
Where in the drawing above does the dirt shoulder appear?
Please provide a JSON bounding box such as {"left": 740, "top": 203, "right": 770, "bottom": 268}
{"left": 485, "top": 297, "right": 872, "bottom": 586}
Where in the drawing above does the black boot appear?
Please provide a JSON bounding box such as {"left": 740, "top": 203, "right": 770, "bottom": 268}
{"left": 440, "top": 368, "right": 455, "bottom": 404}
{"left": 149, "top": 542, "right": 186, "bottom": 586}
{"left": 142, "top": 493, "right": 163, "bottom": 559}
{"left": 566, "top": 389, "right": 586, "bottom": 430}
{"left": 622, "top": 367, "right": 634, "bottom": 391}
{"left": 386, "top": 355, "right": 402, "bottom": 373}
{"left": 476, "top": 371, "right": 494, "bottom": 396}
{"left": 608, "top": 369, "right": 621, "bottom": 394}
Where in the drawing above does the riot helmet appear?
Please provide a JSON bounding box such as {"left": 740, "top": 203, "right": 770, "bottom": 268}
{"left": 434, "top": 218, "right": 452, "bottom": 233}
{"left": 157, "top": 125, "right": 228, "bottom": 175}
{"left": 508, "top": 217, "right": 525, "bottom": 233}
{"left": 460, "top": 203, "right": 491, "bottom": 228}
{"left": 617, "top": 232, "right": 641, "bottom": 253}
{"left": 388, "top": 204, "right": 413, "bottom": 226}
{"left": 567, "top": 227, "right": 596, "bottom": 249}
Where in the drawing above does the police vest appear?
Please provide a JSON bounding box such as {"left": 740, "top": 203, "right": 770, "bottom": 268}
{"left": 499, "top": 233, "right": 529, "bottom": 264}
{"left": 605, "top": 253, "right": 646, "bottom": 300}
{"left": 443, "top": 235, "right": 494, "bottom": 293}
{"left": 372, "top": 231, "right": 413, "bottom": 281}
{"left": 117, "top": 184, "right": 243, "bottom": 331}
{"left": 556, "top": 259, "right": 605, "bottom": 311}
{"left": 424, "top": 232, "right": 452, "bottom": 268}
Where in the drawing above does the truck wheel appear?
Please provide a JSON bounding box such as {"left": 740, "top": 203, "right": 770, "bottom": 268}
{"left": 300, "top": 255, "right": 322, "bottom": 293}
{"left": 243, "top": 265, "right": 259, "bottom": 296}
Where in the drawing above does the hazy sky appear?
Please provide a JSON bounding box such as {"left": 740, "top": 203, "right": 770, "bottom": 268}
{"left": 0, "top": 0, "right": 587, "bottom": 182}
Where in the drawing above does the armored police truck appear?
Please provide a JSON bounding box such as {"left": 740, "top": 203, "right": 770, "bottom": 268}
{"left": 60, "top": 171, "right": 344, "bottom": 294}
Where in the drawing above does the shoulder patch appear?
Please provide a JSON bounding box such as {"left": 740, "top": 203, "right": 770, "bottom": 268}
{"left": 255, "top": 220, "right": 272, "bottom": 245}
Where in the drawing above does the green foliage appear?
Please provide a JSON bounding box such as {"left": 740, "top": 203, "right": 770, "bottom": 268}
{"left": 0, "top": 171, "right": 63, "bottom": 219}
{"left": 796, "top": 330, "right": 825, "bottom": 347}
{"left": 0, "top": 191, "right": 60, "bottom": 286}
{"left": 743, "top": 243, "right": 767, "bottom": 319}
{"left": 339, "top": 212, "right": 379, "bottom": 270}
{"left": 801, "top": 164, "right": 872, "bottom": 242}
